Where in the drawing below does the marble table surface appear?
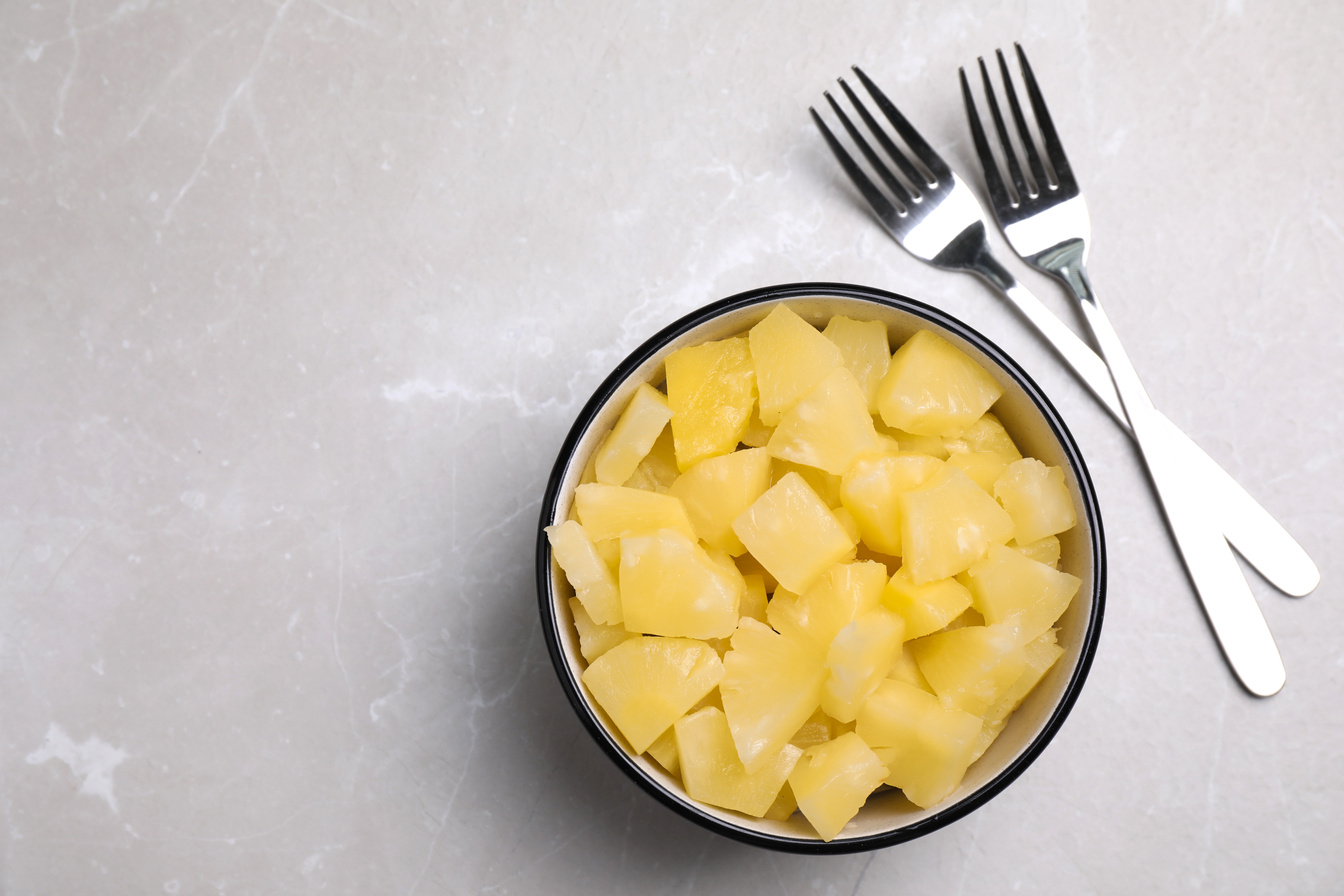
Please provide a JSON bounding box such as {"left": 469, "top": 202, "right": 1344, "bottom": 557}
{"left": 4, "top": 1, "right": 1342, "bottom": 893}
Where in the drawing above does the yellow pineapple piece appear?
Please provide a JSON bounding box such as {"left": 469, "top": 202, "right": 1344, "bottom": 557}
{"left": 876, "top": 423, "right": 950, "bottom": 459}
{"left": 1009, "top": 534, "right": 1062, "bottom": 568}
{"left": 595, "top": 383, "right": 674, "bottom": 486}
{"left": 675, "top": 707, "right": 803, "bottom": 818}
{"left": 622, "top": 426, "right": 680, "bottom": 493}
{"left": 839, "top": 452, "right": 943, "bottom": 557}
{"left": 766, "top": 367, "right": 883, "bottom": 475}
{"left": 646, "top": 725, "right": 680, "bottom": 774}
{"left": 963, "top": 542, "right": 1081, "bottom": 643}
{"left": 665, "top": 334, "right": 757, "bottom": 471}
{"left": 666, "top": 447, "right": 772, "bottom": 555}
{"left": 944, "top": 450, "right": 1010, "bottom": 493}
{"left": 765, "top": 560, "right": 887, "bottom": 651}
{"left": 856, "top": 678, "right": 981, "bottom": 809}
{"left": 984, "top": 628, "right": 1064, "bottom": 724}
{"left": 943, "top": 412, "right": 1022, "bottom": 462}
{"left": 906, "top": 623, "right": 1027, "bottom": 716}
{"left": 994, "top": 458, "right": 1077, "bottom": 544}
{"left": 731, "top": 472, "right": 858, "bottom": 594}
{"left": 619, "top": 528, "right": 742, "bottom": 639}
{"left": 821, "top": 607, "right": 907, "bottom": 723}
{"left": 822, "top": 314, "right": 890, "bottom": 414}
{"left": 581, "top": 636, "right": 725, "bottom": 753}
{"left": 573, "top": 483, "right": 697, "bottom": 542}
{"left": 898, "top": 464, "right": 1015, "bottom": 583}
{"left": 720, "top": 617, "right": 827, "bottom": 773}
{"left": 881, "top": 566, "right": 973, "bottom": 640}
{"left": 886, "top": 648, "right": 935, "bottom": 694}
{"left": 876, "top": 329, "right": 1004, "bottom": 438}
{"left": 763, "top": 781, "right": 799, "bottom": 821}
{"left": 788, "top": 732, "right": 889, "bottom": 841}
{"left": 970, "top": 629, "right": 1065, "bottom": 762}
{"left": 738, "top": 573, "right": 769, "bottom": 624}
{"left": 748, "top": 304, "right": 844, "bottom": 426}
{"left": 771, "top": 459, "right": 844, "bottom": 508}
{"left": 789, "top": 708, "right": 846, "bottom": 750}
{"left": 545, "top": 519, "right": 623, "bottom": 625}
{"left": 567, "top": 597, "right": 634, "bottom": 662}
{"left": 739, "top": 403, "right": 774, "bottom": 448}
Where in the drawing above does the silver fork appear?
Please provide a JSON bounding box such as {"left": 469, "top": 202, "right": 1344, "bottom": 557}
{"left": 811, "top": 66, "right": 1309, "bottom": 695}
{"left": 957, "top": 45, "right": 1292, "bottom": 696}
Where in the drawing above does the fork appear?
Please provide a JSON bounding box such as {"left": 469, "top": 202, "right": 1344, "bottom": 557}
{"left": 955, "top": 44, "right": 1293, "bottom": 696}
{"left": 811, "top": 66, "right": 1308, "bottom": 695}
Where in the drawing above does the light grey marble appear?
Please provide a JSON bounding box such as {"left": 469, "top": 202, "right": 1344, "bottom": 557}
{"left": 3, "top": 1, "right": 1342, "bottom": 893}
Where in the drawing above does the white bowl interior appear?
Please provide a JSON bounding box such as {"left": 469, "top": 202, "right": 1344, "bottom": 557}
{"left": 542, "top": 291, "right": 1100, "bottom": 847}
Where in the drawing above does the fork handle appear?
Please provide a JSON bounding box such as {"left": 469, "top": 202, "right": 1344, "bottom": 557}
{"left": 972, "top": 254, "right": 1319, "bottom": 598}
{"left": 1074, "top": 289, "right": 1286, "bottom": 697}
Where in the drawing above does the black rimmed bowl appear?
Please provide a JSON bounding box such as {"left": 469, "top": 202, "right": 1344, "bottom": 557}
{"left": 536, "top": 282, "right": 1105, "bottom": 854}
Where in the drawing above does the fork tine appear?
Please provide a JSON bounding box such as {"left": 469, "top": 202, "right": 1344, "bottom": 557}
{"left": 849, "top": 66, "right": 951, "bottom": 183}
{"left": 809, "top": 105, "right": 904, "bottom": 222}
{"left": 977, "top": 56, "right": 1032, "bottom": 202}
{"left": 958, "top": 66, "right": 1015, "bottom": 214}
{"left": 995, "top": 48, "right": 1051, "bottom": 191}
{"left": 821, "top": 90, "right": 916, "bottom": 209}
{"left": 836, "top": 78, "right": 926, "bottom": 195}
{"left": 1014, "top": 42, "right": 1076, "bottom": 189}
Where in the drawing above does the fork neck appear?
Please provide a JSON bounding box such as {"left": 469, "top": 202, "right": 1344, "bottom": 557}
{"left": 1036, "top": 239, "right": 1095, "bottom": 306}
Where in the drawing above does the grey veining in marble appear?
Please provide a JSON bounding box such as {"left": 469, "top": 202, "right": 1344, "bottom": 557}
{"left": 3, "top": 1, "right": 1342, "bottom": 893}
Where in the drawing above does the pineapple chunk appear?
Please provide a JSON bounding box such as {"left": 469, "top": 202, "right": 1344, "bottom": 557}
{"left": 739, "top": 404, "right": 774, "bottom": 448}
{"left": 856, "top": 679, "right": 981, "bottom": 809}
{"left": 788, "top": 732, "right": 889, "bottom": 841}
{"left": 619, "top": 528, "right": 742, "bottom": 639}
{"left": 963, "top": 542, "right": 1081, "bottom": 643}
{"left": 898, "top": 464, "right": 1015, "bottom": 584}
{"left": 994, "top": 458, "right": 1078, "bottom": 544}
{"left": 732, "top": 472, "right": 858, "bottom": 594}
{"left": 971, "top": 629, "right": 1065, "bottom": 762}
{"left": 839, "top": 452, "right": 943, "bottom": 557}
{"left": 1010, "top": 534, "right": 1062, "bottom": 568}
{"left": 821, "top": 606, "right": 906, "bottom": 723}
{"left": 622, "top": 426, "right": 680, "bottom": 493}
{"left": 568, "top": 597, "right": 635, "bottom": 662}
{"left": 906, "top": 623, "right": 1027, "bottom": 716}
{"left": 675, "top": 707, "right": 803, "bottom": 818}
{"left": 666, "top": 447, "right": 772, "bottom": 555}
{"left": 581, "top": 636, "right": 725, "bottom": 753}
{"left": 595, "top": 383, "right": 674, "bottom": 486}
{"left": 983, "top": 628, "right": 1064, "bottom": 724}
{"left": 771, "top": 459, "right": 844, "bottom": 508}
{"left": 720, "top": 617, "right": 827, "bottom": 773}
{"left": 822, "top": 314, "right": 891, "bottom": 414}
{"left": 738, "top": 573, "right": 769, "bottom": 624}
{"left": 789, "top": 708, "right": 847, "bottom": 750}
{"left": 887, "top": 648, "right": 935, "bottom": 694}
{"left": 876, "top": 329, "right": 1003, "bottom": 438}
{"left": 765, "top": 560, "right": 887, "bottom": 651}
{"left": 646, "top": 725, "right": 680, "bottom": 774}
{"left": 943, "top": 412, "right": 1022, "bottom": 461}
{"left": 748, "top": 304, "right": 844, "bottom": 426}
{"left": 546, "top": 519, "right": 623, "bottom": 625}
{"left": 945, "top": 450, "right": 1010, "bottom": 494}
{"left": 881, "top": 567, "right": 974, "bottom": 640}
{"left": 766, "top": 367, "right": 883, "bottom": 475}
{"left": 573, "top": 483, "right": 697, "bottom": 542}
{"left": 763, "top": 782, "right": 800, "bottom": 821}
{"left": 665, "top": 334, "right": 757, "bottom": 471}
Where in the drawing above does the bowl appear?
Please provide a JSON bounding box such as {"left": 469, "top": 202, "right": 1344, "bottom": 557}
{"left": 536, "top": 282, "right": 1105, "bottom": 853}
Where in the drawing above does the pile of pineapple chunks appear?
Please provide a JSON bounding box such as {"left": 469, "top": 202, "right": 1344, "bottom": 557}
{"left": 547, "top": 304, "right": 1081, "bottom": 841}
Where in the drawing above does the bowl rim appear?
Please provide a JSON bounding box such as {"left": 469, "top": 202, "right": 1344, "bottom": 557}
{"left": 535, "top": 281, "right": 1106, "bottom": 854}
